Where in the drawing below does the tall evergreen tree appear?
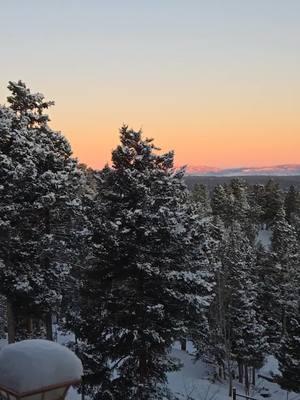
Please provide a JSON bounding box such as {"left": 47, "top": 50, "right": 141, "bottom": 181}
{"left": 227, "top": 227, "right": 265, "bottom": 368}
{"left": 271, "top": 208, "right": 299, "bottom": 340}
{"left": 277, "top": 308, "right": 300, "bottom": 394}
{"left": 74, "top": 126, "right": 212, "bottom": 400}
{"left": 284, "top": 185, "right": 299, "bottom": 222}
{"left": 0, "top": 81, "right": 84, "bottom": 341}
{"left": 264, "top": 180, "right": 283, "bottom": 226}
{"left": 190, "top": 183, "right": 212, "bottom": 217}
{"left": 247, "top": 184, "right": 264, "bottom": 228}
{"left": 230, "top": 180, "right": 250, "bottom": 223}
{"left": 211, "top": 185, "right": 232, "bottom": 225}
{"left": 255, "top": 244, "right": 278, "bottom": 349}
{"left": 207, "top": 222, "right": 266, "bottom": 392}
{"left": 199, "top": 216, "right": 227, "bottom": 377}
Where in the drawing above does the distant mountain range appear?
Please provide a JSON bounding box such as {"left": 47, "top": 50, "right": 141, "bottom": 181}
{"left": 185, "top": 164, "right": 300, "bottom": 176}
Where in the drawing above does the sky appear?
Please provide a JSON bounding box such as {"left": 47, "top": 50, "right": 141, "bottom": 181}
{"left": 0, "top": 0, "right": 300, "bottom": 169}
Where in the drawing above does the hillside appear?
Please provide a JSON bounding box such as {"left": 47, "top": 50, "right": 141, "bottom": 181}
{"left": 185, "top": 175, "right": 300, "bottom": 191}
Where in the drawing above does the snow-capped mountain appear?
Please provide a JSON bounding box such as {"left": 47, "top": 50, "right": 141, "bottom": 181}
{"left": 185, "top": 164, "right": 300, "bottom": 176}
{"left": 184, "top": 165, "right": 222, "bottom": 174}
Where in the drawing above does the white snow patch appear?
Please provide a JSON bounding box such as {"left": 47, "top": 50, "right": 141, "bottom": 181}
{"left": 256, "top": 229, "right": 272, "bottom": 250}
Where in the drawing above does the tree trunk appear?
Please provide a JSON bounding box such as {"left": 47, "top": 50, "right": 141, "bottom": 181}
{"left": 228, "top": 371, "right": 233, "bottom": 397}
{"left": 245, "top": 365, "right": 250, "bottom": 397}
{"left": 136, "top": 353, "right": 148, "bottom": 399}
{"left": 27, "top": 317, "right": 33, "bottom": 336}
{"left": 227, "top": 358, "right": 232, "bottom": 397}
{"left": 45, "top": 312, "right": 53, "bottom": 341}
{"left": 238, "top": 362, "right": 243, "bottom": 383}
{"left": 252, "top": 367, "right": 256, "bottom": 386}
{"left": 224, "top": 362, "right": 228, "bottom": 380}
{"left": 7, "top": 300, "right": 16, "bottom": 343}
{"left": 180, "top": 338, "right": 187, "bottom": 351}
{"left": 81, "top": 375, "right": 85, "bottom": 400}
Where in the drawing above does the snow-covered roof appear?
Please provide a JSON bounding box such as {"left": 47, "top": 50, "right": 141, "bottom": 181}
{"left": 0, "top": 340, "right": 83, "bottom": 395}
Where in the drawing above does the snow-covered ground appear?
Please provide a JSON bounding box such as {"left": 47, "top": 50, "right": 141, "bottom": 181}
{"left": 1, "top": 333, "right": 299, "bottom": 400}
{"left": 168, "top": 348, "right": 300, "bottom": 400}
{"left": 38, "top": 333, "right": 300, "bottom": 399}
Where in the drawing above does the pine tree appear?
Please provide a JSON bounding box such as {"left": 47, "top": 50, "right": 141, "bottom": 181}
{"left": 284, "top": 185, "right": 299, "bottom": 222}
{"left": 248, "top": 184, "right": 264, "bottom": 228}
{"left": 229, "top": 232, "right": 265, "bottom": 368}
{"left": 271, "top": 208, "right": 299, "bottom": 340}
{"left": 284, "top": 185, "right": 300, "bottom": 241}
{"left": 277, "top": 309, "right": 300, "bottom": 393}
{"left": 264, "top": 180, "right": 283, "bottom": 226}
{"left": 200, "top": 216, "right": 227, "bottom": 378}
{"left": 190, "top": 183, "right": 212, "bottom": 217}
{"left": 255, "top": 245, "right": 278, "bottom": 349}
{"left": 230, "top": 179, "right": 250, "bottom": 223}
{"left": 211, "top": 185, "right": 232, "bottom": 225}
{"left": 0, "top": 81, "right": 84, "bottom": 341}
{"left": 208, "top": 222, "right": 266, "bottom": 392}
{"left": 62, "top": 164, "right": 96, "bottom": 334}
{"left": 74, "top": 126, "right": 213, "bottom": 400}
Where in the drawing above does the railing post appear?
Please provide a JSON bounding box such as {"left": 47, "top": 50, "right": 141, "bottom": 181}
{"left": 232, "top": 387, "right": 237, "bottom": 400}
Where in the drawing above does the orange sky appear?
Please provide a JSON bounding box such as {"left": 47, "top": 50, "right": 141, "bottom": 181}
{"left": 0, "top": 1, "right": 300, "bottom": 169}
{"left": 49, "top": 76, "right": 300, "bottom": 169}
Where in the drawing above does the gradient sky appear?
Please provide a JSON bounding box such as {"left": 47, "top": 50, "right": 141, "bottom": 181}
{"left": 0, "top": 0, "right": 300, "bottom": 169}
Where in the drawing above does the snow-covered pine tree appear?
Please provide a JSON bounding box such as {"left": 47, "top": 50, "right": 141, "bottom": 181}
{"left": 190, "top": 183, "right": 212, "bottom": 217}
{"left": 0, "top": 81, "right": 84, "bottom": 341}
{"left": 62, "top": 163, "right": 96, "bottom": 335}
{"left": 255, "top": 244, "right": 277, "bottom": 350}
{"left": 211, "top": 184, "right": 232, "bottom": 225}
{"left": 284, "top": 185, "right": 299, "bottom": 223}
{"left": 284, "top": 185, "right": 300, "bottom": 241}
{"left": 75, "top": 126, "right": 213, "bottom": 400}
{"left": 211, "top": 180, "right": 258, "bottom": 241}
{"left": 229, "top": 179, "right": 250, "bottom": 222}
{"left": 276, "top": 309, "right": 300, "bottom": 394}
{"left": 225, "top": 225, "right": 266, "bottom": 385}
{"left": 211, "top": 222, "right": 266, "bottom": 393}
{"left": 229, "top": 179, "right": 259, "bottom": 242}
{"left": 263, "top": 180, "right": 284, "bottom": 226}
{"left": 271, "top": 208, "right": 299, "bottom": 339}
{"left": 196, "top": 216, "right": 227, "bottom": 377}
{"left": 247, "top": 184, "right": 264, "bottom": 229}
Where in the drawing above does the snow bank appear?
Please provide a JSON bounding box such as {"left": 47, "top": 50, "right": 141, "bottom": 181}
{"left": 0, "top": 339, "right": 83, "bottom": 394}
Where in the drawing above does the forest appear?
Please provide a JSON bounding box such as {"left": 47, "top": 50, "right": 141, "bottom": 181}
{"left": 0, "top": 82, "right": 299, "bottom": 400}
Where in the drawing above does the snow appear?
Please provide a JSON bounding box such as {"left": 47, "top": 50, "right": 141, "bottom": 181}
{"left": 259, "top": 355, "right": 280, "bottom": 378}
{"left": 168, "top": 349, "right": 217, "bottom": 399}
{"left": 66, "top": 386, "right": 81, "bottom": 400}
{"left": 53, "top": 325, "right": 75, "bottom": 346}
{"left": 0, "top": 338, "right": 7, "bottom": 351}
{"left": 256, "top": 229, "right": 272, "bottom": 250}
{"left": 0, "top": 339, "right": 83, "bottom": 394}
{"left": 48, "top": 332, "right": 299, "bottom": 400}
{"left": 167, "top": 349, "right": 300, "bottom": 400}
{"left": 0, "top": 333, "right": 297, "bottom": 400}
